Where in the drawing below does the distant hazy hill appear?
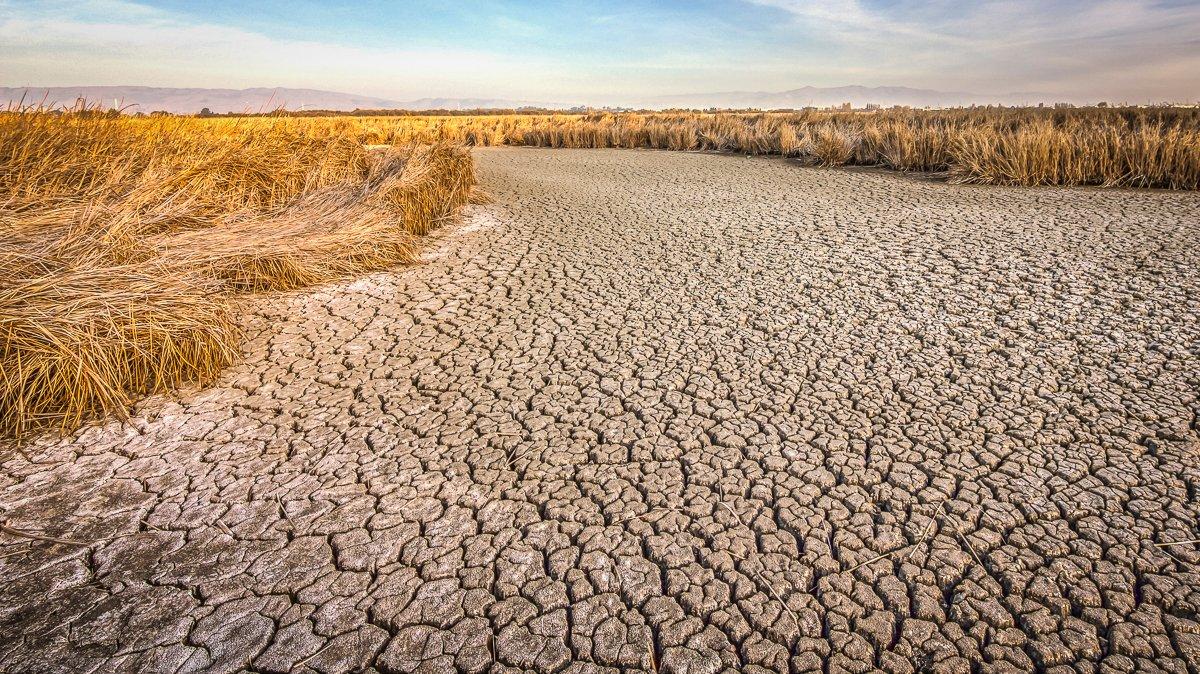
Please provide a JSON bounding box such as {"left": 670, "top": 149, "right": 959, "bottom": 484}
{"left": 396, "top": 97, "right": 564, "bottom": 111}
{"left": 0, "top": 86, "right": 559, "bottom": 114}
{"left": 644, "top": 85, "right": 1059, "bottom": 109}
{"left": 0, "top": 84, "right": 1064, "bottom": 114}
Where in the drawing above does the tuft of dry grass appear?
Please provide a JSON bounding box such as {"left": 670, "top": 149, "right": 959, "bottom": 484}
{"left": 0, "top": 259, "right": 239, "bottom": 439}
{"left": 156, "top": 144, "right": 475, "bottom": 292}
{"left": 808, "top": 123, "right": 860, "bottom": 167}
{"left": 778, "top": 124, "right": 805, "bottom": 158}
{"left": 948, "top": 119, "right": 1200, "bottom": 189}
{"left": 0, "top": 110, "right": 475, "bottom": 440}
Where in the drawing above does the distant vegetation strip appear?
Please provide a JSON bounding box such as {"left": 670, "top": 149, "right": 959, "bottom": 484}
{"left": 273, "top": 108, "right": 1195, "bottom": 190}
{"left": 0, "top": 112, "right": 476, "bottom": 440}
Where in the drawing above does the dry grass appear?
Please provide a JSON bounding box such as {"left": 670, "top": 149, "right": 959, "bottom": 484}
{"left": 1, "top": 111, "right": 475, "bottom": 439}
{"left": 3, "top": 105, "right": 1195, "bottom": 439}
{"left": 323, "top": 107, "right": 1199, "bottom": 189}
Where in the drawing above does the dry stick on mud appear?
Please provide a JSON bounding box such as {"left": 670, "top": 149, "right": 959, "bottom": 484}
{"left": 139, "top": 518, "right": 166, "bottom": 532}
{"left": 275, "top": 495, "right": 294, "bottom": 532}
{"left": 714, "top": 500, "right": 803, "bottom": 631}
{"left": 957, "top": 530, "right": 987, "bottom": 569}
{"left": 906, "top": 501, "right": 947, "bottom": 562}
{"left": 214, "top": 520, "right": 235, "bottom": 538}
{"left": 294, "top": 641, "right": 332, "bottom": 670}
{"left": 841, "top": 547, "right": 911, "bottom": 576}
{"left": 803, "top": 500, "right": 946, "bottom": 593}
{"left": 501, "top": 440, "right": 531, "bottom": 469}
{"left": 0, "top": 543, "right": 32, "bottom": 560}
{"left": 0, "top": 521, "right": 90, "bottom": 547}
{"left": 611, "top": 507, "right": 675, "bottom": 526}
{"left": 647, "top": 634, "right": 660, "bottom": 674}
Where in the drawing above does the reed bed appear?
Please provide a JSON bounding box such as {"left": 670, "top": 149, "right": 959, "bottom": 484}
{"left": 1, "top": 111, "right": 475, "bottom": 439}
{"left": 3, "top": 106, "right": 1195, "bottom": 438}
{"left": 336, "top": 107, "right": 1199, "bottom": 189}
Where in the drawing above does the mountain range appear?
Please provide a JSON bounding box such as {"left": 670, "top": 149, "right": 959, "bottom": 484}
{"left": 0, "top": 85, "right": 1067, "bottom": 114}
{"left": 0, "top": 86, "right": 559, "bottom": 114}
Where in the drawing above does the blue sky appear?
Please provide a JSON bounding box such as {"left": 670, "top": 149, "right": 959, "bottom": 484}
{"left": 2, "top": 0, "right": 1198, "bottom": 103}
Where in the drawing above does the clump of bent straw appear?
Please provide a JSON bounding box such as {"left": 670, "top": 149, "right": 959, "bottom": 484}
{"left": 0, "top": 110, "right": 475, "bottom": 440}
{"left": 0, "top": 258, "right": 239, "bottom": 438}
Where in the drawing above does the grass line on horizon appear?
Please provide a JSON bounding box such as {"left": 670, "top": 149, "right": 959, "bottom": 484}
{"left": 318, "top": 107, "right": 1199, "bottom": 189}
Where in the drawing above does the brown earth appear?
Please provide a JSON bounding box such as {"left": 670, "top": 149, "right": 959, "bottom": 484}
{"left": 1, "top": 148, "right": 1199, "bottom": 673}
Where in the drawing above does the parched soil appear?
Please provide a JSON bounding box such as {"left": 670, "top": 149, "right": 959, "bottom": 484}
{"left": 2, "top": 148, "right": 1199, "bottom": 673}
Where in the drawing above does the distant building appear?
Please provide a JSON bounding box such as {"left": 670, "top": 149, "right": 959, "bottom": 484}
{"left": 1054, "top": 102, "right": 1075, "bottom": 109}
{"left": 864, "top": 103, "right": 881, "bottom": 111}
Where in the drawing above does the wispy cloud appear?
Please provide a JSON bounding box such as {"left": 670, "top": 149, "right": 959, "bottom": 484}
{"left": 0, "top": 0, "right": 1196, "bottom": 103}
{"left": 749, "top": 0, "right": 1200, "bottom": 46}
{"left": 745, "top": 0, "right": 1200, "bottom": 99}
{"left": 747, "top": 0, "right": 962, "bottom": 46}
{"left": 0, "top": 0, "right": 560, "bottom": 99}
{"left": 492, "top": 15, "right": 543, "bottom": 38}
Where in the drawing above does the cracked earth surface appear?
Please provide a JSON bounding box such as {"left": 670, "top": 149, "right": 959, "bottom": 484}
{"left": 3, "top": 148, "right": 1200, "bottom": 674}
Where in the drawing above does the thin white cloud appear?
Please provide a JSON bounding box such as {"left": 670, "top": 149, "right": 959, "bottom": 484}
{"left": 0, "top": 0, "right": 560, "bottom": 99}
{"left": 743, "top": 0, "right": 1200, "bottom": 99}
{"left": 0, "top": 0, "right": 1196, "bottom": 103}
{"left": 748, "top": 0, "right": 1199, "bottom": 45}
{"left": 747, "top": 0, "right": 964, "bottom": 45}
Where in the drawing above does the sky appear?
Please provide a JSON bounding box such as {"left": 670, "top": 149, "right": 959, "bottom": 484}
{"left": 2, "top": 0, "right": 1199, "bottom": 104}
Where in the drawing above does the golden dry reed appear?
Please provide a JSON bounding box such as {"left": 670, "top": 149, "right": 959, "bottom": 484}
{"left": 3, "top": 106, "right": 1195, "bottom": 438}
{"left": 1, "top": 111, "right": 475, "bottom": 439}
{"left": 333, "top": 107, "right": 1199, "bottom": 189}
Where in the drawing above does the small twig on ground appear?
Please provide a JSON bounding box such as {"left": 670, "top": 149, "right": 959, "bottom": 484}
{"left": 0, "top": 543, "right": 33, "bottom": 560}
{"left": 715, "top": 500, "right": 802, "bottom": 631}
{"left": 1154, "top": 539, "right": 1200, "bottom": 547}
{"left": 0, "top": 522, "right": 90, "bottom": 547}
{"left": 957, "top": 529, "right": 986, "bottom": 568}
{"left": 715, "top": 500, "right": 742, "bottom": 524}
{"left": 294, "top": 641, "right": 331, "bottom": 670}
{"left": 276, "top": 496, "right": 294, "bottom": 531}
{"left": 1160, "top": 548, "right": 1190, "bottom": 567}
{"left": 501, "top": 438, "right": 534, "bottom": 469}
{"left": 752, "top": 563, "right": 802, "bottom": 631}
{"left": 978, "top": 507, "right": 1012, "bottom": 545}
{"left": 844, "top": 545, "right": 913, "bottom": 575}
{"left": 808, "top": 500, "right": 948, "bottom": 593}
{"left": 611, "top": 507, "right": 674, "bottom": 526}
{"left": 906, "top": 501, "right": 946, "bottom": 561}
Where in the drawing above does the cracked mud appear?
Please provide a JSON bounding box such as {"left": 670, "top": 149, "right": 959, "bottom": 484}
{"left": 2, "top": 148, "right": 1200, "bottom": 673}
